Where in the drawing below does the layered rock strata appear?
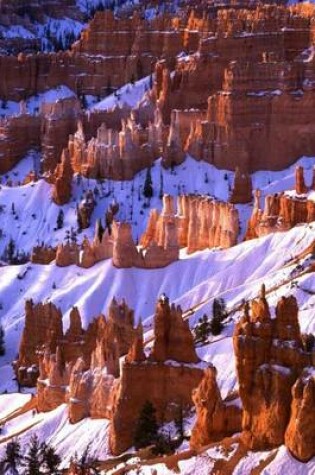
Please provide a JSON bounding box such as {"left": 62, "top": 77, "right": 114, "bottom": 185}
{"left": 109, "top": 296, "right": 205, "bottom": 455}
{"left": 246, "top": 166, "right": 315, "bottom": 240}
{"left": 190, "top": 367, "right": 242, "bottom": 449}
{"left": 233, "top": 289, "right": 315, "bottom": 461}
{"left": 14, "top": 298, "right": 136, "bottom": 389}
{"left": 141, "top": 194, "right": 239, "bottom": 253}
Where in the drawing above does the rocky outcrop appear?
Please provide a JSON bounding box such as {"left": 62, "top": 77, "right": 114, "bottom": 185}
{"left": 0, "top": 114, "right": 41, "bottom": 174}
{"left": 233, "top": 289, "right": 315, "bottom": 460}
{"left": 141, "top": 194, "right": 239, "bottom": 253}
{"left": 150, "top": 296, "right": 199, "bottom": 364}
{"left": 190, "top": 367, "right": 242, "bottom": 449}
{"left": 51, "top": 148, "right": 73, "bottom": 205}
{"left": 14, "top": 298, "right": 136, "bottom": 388}
{"left": 229, "top": 168, "right": 253, "bottom": 204}
{"left": 245, "top": 166, "right": 315, "bottom": 240}
{"left": 69, "top": 114, "right": 160, "bottom": 181}
{"left": 37, "top": 346, "right": 72, "bottom": 412}
{"left": 109, "top": 295, "right": 205, "bottom": 455}
{"left": 0, "top": 94, "right": 80, "bottom": 175}
{"left": 14, "top": 300, "right": 63, "bottom": 386}
{"left": 285, "top": 368, "right": 315, "bottom": 462}
{"left": 30, "top": 245, "right": 56, "bottom": 264}
{"left": 41, "top": 95, "right": 81, "bottom": 173}
{"left": 1, "top": 3, "right": 315, "bottom": 181}
{"left": 77, "top": 190, "right": 95, "bottom": 230}
{"left": 112, "top": 219, "right": 180, "bottom": 269}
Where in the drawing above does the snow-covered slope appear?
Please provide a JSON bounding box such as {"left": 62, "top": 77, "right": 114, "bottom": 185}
{"left": 0, "top": 222, "right": 314, "bottom": 395}
{"left": 1, "top": 154, "right": 314, "bottom": 258}
{"left": 0, "top": 222, "right": 314, "bottom": 470}
{"left": 0, "top": 85, "right": 77, "bottom": 118}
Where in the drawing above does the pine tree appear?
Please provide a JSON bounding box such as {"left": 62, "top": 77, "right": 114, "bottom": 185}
{"left": 194, "top": 314, "right": 210, "bottom": 343}
{"left": 95, "top": 218, "right": 104, "bottom": 242}
{"left": 56, "top": 209, "right": 64, "bottom": 230}
{"left": 5, "top": 238, "right": 16, "bottom": 263}
{"left": 134, "top": 401, "right": 159, "bottom": 450}
{"left": 159, "top": 169, "right": 164, "bottom": 200}
{"left": 0, "top": 324, "right": 5, "bottom": 356}
{"left": 73, "top": 444, "right": 100, "bottom": 474}
{"left": 41, "top": 442, "right": 61, "bottom": 474}
{"left": 175, "top": 404, "right": 184, "bottom": 442}
{"left": 0, "top": 439, "right": 21, "bottom": 474}
{"left": 23, "top": 435, "right": 43, "bottom": 475}
{"left": 76, "top": 205, "right": 83, "bottom": 232}
{"left": 143, "top": 167, "right": 153, "bottom": 199}
{"left": 210, "top": 298, "right": 227, "bottom": 336}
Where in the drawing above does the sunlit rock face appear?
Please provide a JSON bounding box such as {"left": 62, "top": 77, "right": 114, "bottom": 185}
{"left": 233, "top": 289, "right": 315, "bottom": 460}
{"left": 109, "top": 296, "right": 205, "bottom": 455}
{"left": 190, "top": 367, "right": 242, "bottom": 449}
{"left": 245, "top": 166, "right": 315, "bottom": 240}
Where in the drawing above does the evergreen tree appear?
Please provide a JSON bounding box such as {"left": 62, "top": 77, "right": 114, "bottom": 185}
{"left": 210, "top": 298, "right": 227, "bottom": 336}
{"left": 5, "top": 238, "right": 16, "bottom": 263}
{"left": 95, "top": 218, "right": 104, "bottom": 242}
{"left": 134, "top": 401, "right": 158, "bottom": 450}
{"left": 56, "top": 209, "right": 64, "bottom": 230}
{"left": 174, "top": 404, "right": 184, "bottom": 442}
{"left": 0, "top": 439, "right": 21, "bottom": 474}
{"left": 143, "top": 167, "right": 153, "bottom": 199}
{"left": 23, "top": 435, "right": 43, "bottom": 475}
{"left": 76, "top": 205, "right": 83, "bottom": 232}
{"left": 159, "top": 169, "right": 164, "bottom": 200}
{"left": 41, "top": 442, "right": 61, "bottom": 474}
{"left": 73, "top": 444, "right": 99, "bottom": 474}
{"left": 194, "top": 314, "right": 210, "bottom": 343}
{"left": 0, "top": 324, "right": 5, "bottom": 356}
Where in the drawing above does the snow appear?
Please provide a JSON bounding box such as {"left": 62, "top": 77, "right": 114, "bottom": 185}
{"left": 90, "top": 75, "right": 151, "bottom": 112}
{"left": 1, "top": 153, "right": 314, "bottom": 258}
{"left": 0, "top": 221, "right": 314, "bottom": 402}
{"left": 0, "top": 137, "right": 314, "bottom": 469}
{"left": 0, "top": 85, "right": 76, "bottom": 118}
{"left": 0, "top": 394, "right": 31, "bottom": 421}
{"left": 0, "top": 403, "right": 110, "bottom": 468}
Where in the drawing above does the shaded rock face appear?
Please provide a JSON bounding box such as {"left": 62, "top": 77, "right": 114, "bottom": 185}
{"left": 109, "top": 360, "right": 204, "bottom": 455}
{"left": 109, "top": 296, "right": 205, "bottom": 455}
{"left": 0, "top": 114, "right": 41, "bottom": 174}
{"left": 229, "top": 168, "right": 253, "bottom": 204}
{"left": 0, "top": 96, "right": 80, "bottom": 175}
{"left": 190, "top": 367, "right": 242, "bottom": 449}
{"left": 245, "top": 166, "right": 315, "bottom": 240}
{"left": 233, "top": 290, "right": 315, "bottom": 460}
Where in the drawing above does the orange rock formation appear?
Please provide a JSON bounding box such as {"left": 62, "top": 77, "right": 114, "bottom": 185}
{"left": 245, "top": 166, "right": 315, "bottom": 240}
{"left": 233, "top": 289, "right": 315, "bottom": 461}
